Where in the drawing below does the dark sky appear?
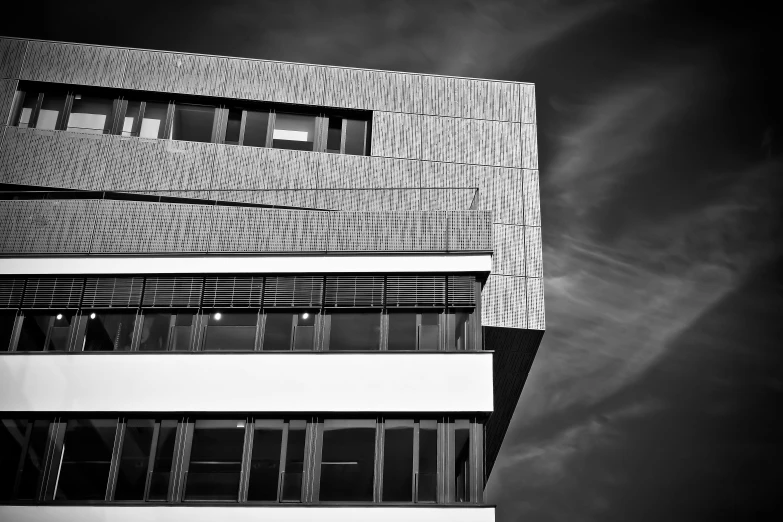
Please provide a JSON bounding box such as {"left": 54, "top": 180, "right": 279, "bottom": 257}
{"left": 3, "top": 1, "right": 782, "bottom": 520}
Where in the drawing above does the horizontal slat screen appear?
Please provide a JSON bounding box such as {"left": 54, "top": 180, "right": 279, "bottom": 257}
{"left": 386, "top": 276, "right": 446, "bottom": 307}
{"left": 325, "top": 276, "right": 385, "bottom": 307}
{"left": 142, "top": 277, "right": 204, "bottom": 308}
{"left": 82, "top": 277, "right": 144, "bottom": 308}
{"left": 448, "top": 276, "right": 477, "bottom": 307}
{"left": 22, "top": 278, "right": 84, "bottom": 309}
{"left": 263, "top": 276, "right": 323, "bottom": 308}
{"left": 203, "top": 276, "right": 264, "bottom": 308}
{"left": 0, "top": 279, "right": 25, "bottom": 309}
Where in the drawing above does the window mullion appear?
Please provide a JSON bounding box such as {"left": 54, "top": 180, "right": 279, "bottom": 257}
{"left": 105, "top": 417, "right": 125, "bottom": 501}
{"left": 238, "top": 110, "right": 248, "bottom": 146}
{"left": 412, "top": 421, "right": 420, "bottom": 503}
{"left": 58, "top": 92, "right": 74, "bottom": 131}
{"left": 238, "top": 416, "right": 253, "bottom": 502}
{"left": 373, "top": 417, "right": 383, "bottom": 502}
{"left": 30, "top": 93, "right": 44, "bottom": 129}
{"left": 278, "top": 421, "right": 289, "bottom": 502}
{"left": 264, "top": 112, "right": 276, "bottom": 148}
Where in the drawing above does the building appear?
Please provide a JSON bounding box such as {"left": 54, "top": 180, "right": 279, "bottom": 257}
{"left": 0, "top": 37, "right": 544, "bottom": 522}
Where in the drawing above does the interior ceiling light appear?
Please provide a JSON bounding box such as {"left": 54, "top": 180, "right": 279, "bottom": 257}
{"left": 214, "top": 312, "right": 222, "bottom": 320}
{"left": 302, "top": 312, "right": 310, "bottom": 319}
{"left": 90, "top": 312, "right": 96, "bottom": 319}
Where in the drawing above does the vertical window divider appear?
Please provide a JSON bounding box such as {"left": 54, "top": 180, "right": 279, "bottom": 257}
{"left": 42, "top": 418, "right": 65, "bottom": 501}
{"left": 30, "top": 93, "right": 44, "bottom": 129}
{"left": 253, "top": 309, "right": 264, "bottom": 351}
{"left": 238, "top": 110, "right": 248, "bottom": 146}
{"left": 437, "top": 416, "right": 448, "bottom": 504}
{"left": 339, "top": 118, "right": 348, "bottom": 154}
{"left": 105, "top": 417, "right": 125, "bottom": 501}
{"left": 373, "top": 416, "right": 384, "bottom": 502}
{"left": 304, "top": 417, "right": 322, "bottom": 503}
{"left": 129, "top": 308, "right": 144, "bottom": 351}
{"left": 58, "top": 92, "right": 74, "bottom": 131}
{"left": 7, "top": 89, "right": 24, "bottom": 127}
{"left": 163, "top": 102, "right": 175, "bottom": 140}
{"left": 144, "top": 420, "right": 162, "bottom": 501}
{"left": 134, "top": 101, "right": 147, "bottom": 138}
{"left": 278, "top": 420, "right": 290, "bottom": 502}
{"left": 172, "top": 417, "right": 192, "bottom": 503}
{"left": 412, "top": 420, "right": 421, "bottom": 503}
{"left": 238, "top": 416, "right": 254, "bottom": 502}
{"left": 9, "top": 310, "right": 23, "bottom": 352}
{"left": 474, "top": 279, "right": 483, "bottom": 351}
{"left": 265, "top": 112, "right": 276, "bottom": 148}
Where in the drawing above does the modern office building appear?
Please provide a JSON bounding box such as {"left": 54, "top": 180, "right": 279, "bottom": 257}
{"left": 0, "top": 37, "right": 543, "bottom": 521}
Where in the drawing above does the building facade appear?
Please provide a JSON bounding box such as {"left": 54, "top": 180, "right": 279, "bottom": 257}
{"left": 0, "top": 37, "right": 544, "bottom": 522}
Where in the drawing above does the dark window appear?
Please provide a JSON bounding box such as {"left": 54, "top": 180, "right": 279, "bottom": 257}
{"left": 447, "top": 311, "right": 471, "bottom": 351}
{"left": 382, "top": 419, "right": 414, "bottom": 502}
{"left": 454, "top": 420, "right": 470, "bottom": 502}
{"left": 36, "top": 92, "right": 67, "bottom": 130}
{"left": 224, "top": 108, "right": 242, "bottom": 145}
{"left": 0, "top": 312, "right": 15, "bottom": 352}
{"left": 417, "top": 420, "right": 437, "bottom": 503}
{"left": 388, "top": 313, "right": 416, "bottom": 351}
{"left": 293, "top": 312, "right": 315, "bottom": 351}
{"left": 272, "top": 113, "right": 315, "bottom": 151}
{"left": 326, "top": 117, "right": 342, "bottom": 153}
{"left": 418, "top": 313, "right": 440, "bottom": 351}
{"left": 12, "top": 91, "right": 40, "bottom": 128}
{"left": 56, "top": 419, "right": 118, "bottom": 501}
{"left": 328, "top": 312, "right": 380, "bottom": 351}
{"left": 184, "top": 420, "right": 245, "bottom": 501}
{"left": 171, "top": 103, "right": 215, "bottom": 143}
{"left": 66, "top": 94, "right": 113, "bottom": 134}
{"left": 81, "top": 311, "right": 136, "bottom": 352}
{"left": 122, "top": 100, "right": 142, "bottom": 137}
{"left": 114, "top": 419, "right": 154, "bottom": 501}
{"left": 344, "top": 119, "right": 367, "bottom": 155}
{"left": 16, "top": 420, "right": 51, "bottom": 501}
{"left": 0, "top": 419, "right": 28, "bottom": 501}
{"left": 281, "top": 420, "right": 306, "bottom": 502}
{"left": 247, "top": 420, "right": 283, "bottom": 501}
{"left": 148, "top": 420, "right": 178, "bottom": 501}
{"left": 243, "top": 110, "right": 269, "bottom": 147}
{"left": 319, "top": 419, "right": 376, "bottom": 502}
{"left": 172, "top": 313, "right": 194, "bottom": 351}
{"left": 139, "top": 101, "right": 169, "bottom": 139}
{"left": 262, "top": 312, "right": 292, "bottom": 351}
{"left": 17, "top": 313, "right": 73, "bottom": 352}
{"left": 138, "top": 313, "right": 172, "bottom": 351}
{"left": 203, "top": 311, "right": 257, "bottom": 351}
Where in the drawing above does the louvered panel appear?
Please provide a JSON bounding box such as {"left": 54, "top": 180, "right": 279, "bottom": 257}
{"left": 524, "top": 226, "right": 543, "bottom": 277}
{"left": 370, "top": 112, "right": 422, "bottom": 160}
{"left": 91, "top": 200, "right": 212, "bottom": 254}
{"left": 0, "top": 38, "right": 27, "bottom": 79}
{"left": 0, "top": 79, "right": 17, "bottom": 125}
{"left": 203, "top": 276, "right": 264, "bottom": 308}
{"left": 386, "top": 275, "right": 445, "bottom": 307}
{"left": 0, "top": 199, "right": 97, "bottom": 254}
{"left": 522, "top": 169, "right": 541, "bottom": 226}
{"left": 492, "top": 224, "right": 525, "bottom": 276}
{"left": 82, "top": 277, "right": 143, "bottom": 308}
{"left": 448, "top": 211, "right": 492, "bottom": 251}
{"left": 0, "top": 278, "right": 25, "bottom": 309}
{"left": 325, "top": 276, "right": 384, "bottom": 307}
{"left": 447, "top": 276, "right": 476, "bottom": 307}
{"left": 20, "top": 41, "right": 126, "bottom": 88}
{"left": 143, "top": 277, "right": 203, "bottom": 308}
{"left": 521, "top": 123, "right": 538, "bottom": 169}
{"left": 123, "top": 50, "right": 181, "bottom": 93}
{"left": 520, "top": 84, "right": 536, "bottom": 124}
{"left": 481, "top": 274, "right": 526, "bottom": 329}
{"left": 174, "top": 54, "right": 228, "bottom": 97}
{"left": 22, "top": 277, "right": 84, "bottom": 309}
{"left": 263, "top": 276, "right": 323, "bottom": 308}
{"left": 209, "top": 207, "right": 328, "bottom": 253}
{"left": 526, "top": 277, "right": 545, "bottom": 330}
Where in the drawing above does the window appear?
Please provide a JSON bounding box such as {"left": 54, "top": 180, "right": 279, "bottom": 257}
{"left": 203, "top": 311, "right": 258, "bottom": 351}
{"left": 80, "top": 311, "right": 136, "bottom": 352}
{"left": 114, "top": 419, "right": 177, "bottom": 501}
{"left": 344, "top": 118, "right": 368, "bottom": 155}
{"left": 139, "top": 312, "right": 193, "bottom": 351}
{"left": 139, "top": 101, "right": 169, "bottom": 139}
{"left": 247, "top": 419, "right": 306, "bottom": 502}
{"left": 327, "top": 312, "right": 381, "bottom": 351}
{"left": 261, "top": 312, "right": 293, "bottom": 351}
{"left": 171, "top": 103, "right": 215, "bottom": 143}
{"left": 0, "top": 419, "right": 51, "bottom": 501}
{"left": 388, "top": 313, "right": 416, "bottom": 350}
{"left": 447, "top": 310, "right": 471, "bottom": 351}
{"left": 16, "top": 312, "right": 73, "bottom": 352}
{"left": 35, "top": 91, "right": 67, "bottom": 130}
{"left": 326, "top": 117, "right": 342, "bottom": 153}
{"left": 382, "top": 419, "right": 414, "bottom": 501}
{"left": 0, "top": 312, "right": 15, "bottom": 352}
{"left": 184, "top": 420, "right": 245, "bottom": 501}
{"left": 319, "top": 419, "right": 376, "bottom": 502}
{"left": 11, "top": 91, "right": 40, "bottom": 128}
{"left": 272, "top": 113, "right": 316, "bottom": 151}
{"left": 224, "top": 108, "right": 242, "bottom": 145}
{"left": 55, "top": 418, "right": 118, "bottom": 501}
{"left": 418, "top": 312, "right": 440, "bottom": 351}
{"left": 66, "top": 94, "right": 114, "bottom": 134}
{"left": 293, "top": 312, "right": 315, "bottom": 351}
{"left": 242, "top": 110, "right": 270, "bottom": 147}
{"left": 417, "top": 420, "right": 438, "bottom": 503}
{"left": 453, "top": 420, "right": 470, "bottom": 502}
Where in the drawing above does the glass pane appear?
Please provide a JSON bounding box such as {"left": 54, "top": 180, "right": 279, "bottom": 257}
{"left": 326, "top": 117, "right": 341, "bottom": 153}
{"left": 247, "top": 421, "right": 283, "bottom": 501}
{"left": 49, "top": 313, "right": 73, "bottom": 351}
{"left": 0, "top": 312, "right": 15, "bottom": 352}
{"left": 14, "top": 91, "right": 39, "bottom": 128}
{"left": 140, "top": 102, "right": 168, "bottom": 139}
{"left": 293, "top": 312, "right": 315, "bottom": 351}
{"left": 282, "top": 420, "right": 306, "bottom": 502}
{"left": 387, "top": 313, "right": 416, "bottom": 351}
{"left": 123, "top": 100, "right": 141, "bottom": 137}
{"left": 185, "top": 420, "right": 245, "bottom": 501}
{"left": 224, "top": 108, "right": 242, "bottom": 145}
{"left": 382, "top": 420, "right": 414, "bottom": 502}
{"left": 272, "top": 113, "right": 315, "bottom": 151}
{"left": 172, "top": 313, "right": 194, "bottom": 351}
{"left": 203, "top": 312, "right": 257, "bottom": 351}
{"left": 0, "top": 419, "right": 28, "bottom": 501}
{"left": 36, "top": 92, "right": 66, "bottom": 130}
{"left": 56, "top": 418, "right": 118, "bottom": 501}
{"left": 82, "top": 312, "right": 136, "bottom": 352}
{"left": 149, "top": 420, "right": 178, "bottom": 501}
{"left": 319, "top": 419, "right": 376, "bottom": 502}
{"left": 447, "top": 311, "right": 470, "bottom": 351}
{"left": 17, "top": 313, "right": 72, "bottom": 352}
{"left": 417, "top": 420, "right": 437, "bottom": 503}
{"left": 171, "top": 103, "right": 214, "bottom": 142}
{"left": 114, "top": 419, "right": 154, "bottom": 501}
{"left": 243, "top": 110, "right": 269, "bottom": 147}
{"left": 139, "top": 313, "right": 172, "bottom": 351}
{"left": 328, "top": 313, "right": 380, "bottom": 351}
{"left": 454, "top": 420, "right": 470, "bottom": 502}
{"left": 17, "top": 420, "right": 50, "bottom": 501}
{"left": 262, "top": 313, "right": 292, "bottom": 350}
{"left": 67, "top": 94, "right": 113, "bottom": 134}
{"left": 418, "top": 313, "right": 440, "bottom": 351}
{"left": 344, "top": 119, "right": 366, "bottom": 155}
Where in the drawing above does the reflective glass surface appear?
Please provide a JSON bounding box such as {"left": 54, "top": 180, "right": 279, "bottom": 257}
{"left": 328, "top": 313, "right": 380, "bottom": 351}
{"left": 56, "top": 419, "right": 118, "bottom": 501}
{"left": 203, "top": 312, "right": 257, "bottom": 351}
{"left": 382, "top": 420, "right": 414, "bottom": 501}
{"left": 388, "top": 313, "right": 416, "bottom": 351}
{"left": 67, "top": 95, "right": 113, "bottom": 134}
{"left": 171, "top": 104, "right": 214, "bottom": 143}
{"left": 82, "top": 312, "right": 136, "bottom": 352}
{"left": 185, "top": 420, "right": 245, "bottom": 501}
{"left": 272, "top": 113, "right": 315, "bottom": 151}
{"left": 0, "top": 312, "right": 15, "bottom": 352}
{"left": 319, "top": 420, "right": 375, "bottom": 502}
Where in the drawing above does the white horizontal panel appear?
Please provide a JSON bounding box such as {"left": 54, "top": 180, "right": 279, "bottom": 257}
{"left": 0, "top": 254, "right": 491, "bottom": 275}
{"left": 0, "top": 506, "right": 495, "bottom": 522}
{"left": 0, "top": 353, "right": 494, "bottom": 413}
